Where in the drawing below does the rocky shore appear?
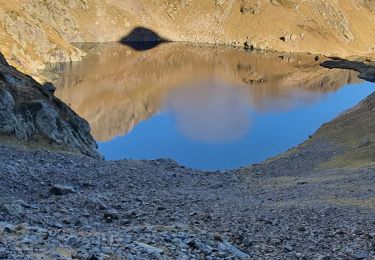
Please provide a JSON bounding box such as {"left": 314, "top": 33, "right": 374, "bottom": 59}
{"left": 0, "top": 59, "right": 374, "bottom": 258}
{"left": 0, "top": 8, "right": 375, "bottom": 254}
{"left": 0, "top": 141, "right": 374, "bottom": 259}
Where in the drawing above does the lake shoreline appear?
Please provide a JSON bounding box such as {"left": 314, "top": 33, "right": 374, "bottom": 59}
{"left": 1, "top": 93, "right": 375, "bottom": 259}
{"left": 1, "top": 53, "right": 375, "bottom": 258}
{"left": 0, "top": 138, "right": 375, "bottom": 258}
{"left": 2, "top": 0, "right": 375, "bottom": 257}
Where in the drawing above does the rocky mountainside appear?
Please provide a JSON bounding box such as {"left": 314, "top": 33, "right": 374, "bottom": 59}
{"left": 1, "top": 0, "right": 375, "bottom": 78}
{"left": 0, "top": 53, "right": 101, "bottom": 159}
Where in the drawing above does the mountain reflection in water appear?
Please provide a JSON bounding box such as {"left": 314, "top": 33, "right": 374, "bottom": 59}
{"left": 46, "top": 42, "right": 373, "bottom": 170}
{"left": 166, "top": 81, "right": 251, "bottom": 143}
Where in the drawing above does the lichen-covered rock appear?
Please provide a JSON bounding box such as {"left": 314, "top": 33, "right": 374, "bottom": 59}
{"left": 0, "top": 53, "right": 101, "bottom": 159}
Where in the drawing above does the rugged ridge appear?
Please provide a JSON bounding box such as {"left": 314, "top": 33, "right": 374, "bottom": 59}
{"left": 1, "top": 0, "right": 375, "bottom": 77}
{"left": 0, "top": 53, "right": 101, "bottom": 159}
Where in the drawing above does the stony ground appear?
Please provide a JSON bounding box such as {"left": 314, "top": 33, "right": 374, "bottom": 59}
{"left": 0, "top": 54, "right": 374, "bottom": 258}
{"left": 0, "top": 142, "right": 374, "bottom": 259}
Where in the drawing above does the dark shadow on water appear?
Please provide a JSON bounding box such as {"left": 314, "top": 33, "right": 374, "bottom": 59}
{"left": 120, "top": 27, "right": 168, "bottom": 51}
{"left": 321, "top": 58, "right": 375, "bottom": 83}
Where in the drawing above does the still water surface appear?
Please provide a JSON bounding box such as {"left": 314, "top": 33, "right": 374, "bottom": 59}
{"left": 49, "top": 43, "right": 374, "bottom": 170}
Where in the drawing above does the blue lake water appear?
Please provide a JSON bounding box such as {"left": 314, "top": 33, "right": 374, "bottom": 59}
{"left": 98, "top": 80, "right": 374, "bottom": 170}
{"left": 51, "top": 43, "right": 374, "bottom": 171}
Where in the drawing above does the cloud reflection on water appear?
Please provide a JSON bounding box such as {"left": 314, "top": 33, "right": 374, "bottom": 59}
{"left": 43, "top": 42, "right": 373, "bottom": 170}
{"left": 166, "top": 80, "right": 251, "bottom": 143}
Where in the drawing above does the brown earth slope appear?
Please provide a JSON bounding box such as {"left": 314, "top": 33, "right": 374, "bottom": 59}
{"left": 1, "top": 0, "right": 375, "bottom": 77}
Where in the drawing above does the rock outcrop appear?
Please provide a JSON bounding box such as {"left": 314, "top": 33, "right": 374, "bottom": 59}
{"left": 1, "top": 0, "right": 375, "bottom": 76}
{"left": 0, "top": 53, "right": 101, "bottom": 159}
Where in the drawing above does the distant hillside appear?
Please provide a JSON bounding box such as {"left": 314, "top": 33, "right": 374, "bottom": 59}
{"left": 1, "top": 0, "right": 375, "bottom": 77}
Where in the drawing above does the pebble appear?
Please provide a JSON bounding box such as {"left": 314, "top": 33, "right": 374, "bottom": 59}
{"left": 284, "top": 245, "right": 293, "bottom": 252}
{"left": 49, "top": 184, "right": 75, "bottom": 195}
{"left": 103, "top": 210, "right": 119, "bottom": 222}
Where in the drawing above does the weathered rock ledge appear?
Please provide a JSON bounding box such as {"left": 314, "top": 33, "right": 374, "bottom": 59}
{"left": 0, "top": 53, "right": 101, "bottom": 159}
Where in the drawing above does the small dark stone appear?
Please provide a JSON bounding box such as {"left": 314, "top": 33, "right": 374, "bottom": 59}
{"left": 187, "top": 239, "right": 199, "bottom": 250}
{"left": 240, "top": 6, "right": 260, "bottom": 15}
{"left": 213, "top": 234, "right": 223, "bottom": 242}
{"left": 62, "top": 218, "right": 71, "bottom": 224}
{"left": 43, "top": 82, "right": 56, "bottom": 94}
{"left": 164, "top": 235, "right": 173, "bottom": 243}
{"left": 298, "top": 226, "right": 306, "bottom": 232}
{"left": 49, "top": 184, "right": 75, "bottom": 195}
{"left": 244, "top": 41, "right": 255, "bottom": 51}
{"left": 42, "top": 232, "right": 49, "bottom": 240}
{"left": 103, "top": 211, "right": 119, "bottom": 222}
{"left": 189, "top": 211, "right": 198, "bottom": 216}
{"left": 284, "top": 245, "right": 293, "bottom": 252}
